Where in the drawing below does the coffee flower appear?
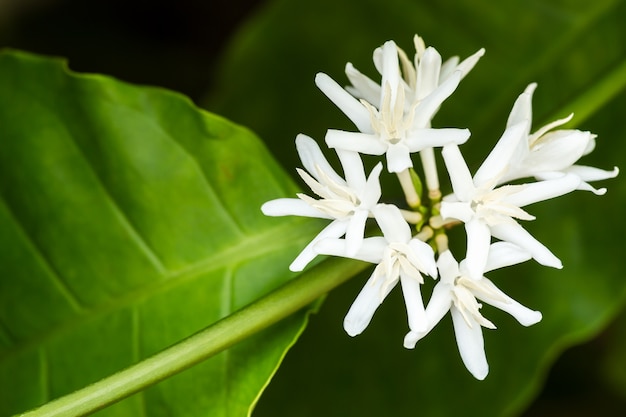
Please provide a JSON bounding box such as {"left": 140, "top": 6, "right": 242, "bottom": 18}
{"left": 262, "top": 134, "right": 382, "bottom": 271}
{"left": 404, "top": 245, "right": 542, "bottom": 380}
{"left": 315, "top": 204, "right": 437, "bottom": 336}
{"left": 440, "top": 128, "right": 581, "bottom": 279}
{"left": 497, "top": 83, "right": 619, "bottom": 194}
{"left": 316, "top": 40, "right": 470, "bottom": 173}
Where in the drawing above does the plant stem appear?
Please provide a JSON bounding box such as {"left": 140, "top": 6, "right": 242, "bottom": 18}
{"left": 17, "top": 258, "right": 369, "bottom": 417}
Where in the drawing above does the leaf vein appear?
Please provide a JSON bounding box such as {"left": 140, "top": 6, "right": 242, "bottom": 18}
{"left": 0, "top": 195, "right": 84, "bottom": 313}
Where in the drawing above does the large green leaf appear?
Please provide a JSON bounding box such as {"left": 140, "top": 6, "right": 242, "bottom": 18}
{"left": 207, "top": 0, "right": 626, "bottom": 415}
{"left": 0, "top": 50, "right": 322, "bottom": 416}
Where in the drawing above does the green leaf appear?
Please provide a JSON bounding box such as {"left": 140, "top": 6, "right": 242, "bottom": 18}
{"left": 0, "top": 50, "right": 321, "bottom": 416}
{"left": 207, "top": 0, "right": 626, "bottom": 415}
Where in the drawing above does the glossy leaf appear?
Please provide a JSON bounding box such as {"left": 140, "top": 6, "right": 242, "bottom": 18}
{"left": 0, "top": 50, "right": 322, "bottom": 416}
{"left": 207, "top": 0, "right": 626, "bottom": 415}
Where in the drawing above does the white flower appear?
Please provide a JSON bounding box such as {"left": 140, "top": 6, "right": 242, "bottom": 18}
{"left": 404, "top": 245, "right": 542, "bottom": 380}
{"left": 316, "top": 39, "right": 471, "bottom": 173}
{"left": 261, "top": 134, "right": 382, "bottom": 271}
{"left": 440, "top": 136, "right": 581, "bottom": 279}
{"left": 315, "top": 204, "right": 437, "bottom": 336}
{"left": 498, "top": 83, "right": 619, "bottom": 194}
{"left": 345, "top": 34, "right": 485, "bottom": 116}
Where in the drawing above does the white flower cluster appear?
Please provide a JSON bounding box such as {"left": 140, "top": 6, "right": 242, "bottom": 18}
{"left": 262, "top": 35, "right": 618, "bottom": 379}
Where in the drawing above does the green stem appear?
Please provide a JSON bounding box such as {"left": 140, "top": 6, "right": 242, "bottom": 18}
{"left": 17, "top": 258, "right": 369, "bottom": 417}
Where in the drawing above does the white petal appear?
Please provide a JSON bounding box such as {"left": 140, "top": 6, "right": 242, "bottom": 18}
{"left": 372, "top": 204, "right": 412, "bottom": 243}
{"left": 295, "top": 134, "right": 345, "bottom": 186}
{"left": 439, "top": 56, "right": 459, "bottom": 83}
{"left": 379, "top": 41, "right": 401, "bottom": 109}
{"left": 409, "top": 240, "right": 438, "bottom": 277}
{"left": 478, "top": 278, "right": 542, "bottom": 326}
{"left": 464, "top": 218, "right": 492, "bottom": 280}
{"left": 506, "top": 83, "right": 535, "bottom": 130}
{"left": 404, "top": 128, "right": 470, "bottom": 151}
{"left": 454, "top": 48, "right": 485, "bottom": 81}
{"left": 345, "top": 209, "right": 369, "bottom": 256}
{"left": 565, "top": 164, "right": 619, "bottom": 182}
{"left": 440, "top": 201, "right": 474, "bottom": 223}
{"left": 490, "top": 222, "right": 562, "bottom": 269}
{"left": 529, "top": 113, "right": 574, "bottom": 143}
{"left": 386, "top": 142, "right": 413, "bottom": 173}
{"left": 336, "top": 149, "right": 366, "bottom": 191}
{"left": 405, "top": 286, "right": 452, "bottom": 348}
{"left": 325, "top": 129, "right": 387, "bottom": 155}
{"left": 441, "top": 145, "right": 475, "bottom": 201}
{"left": 361, "top": 162, "right": 384, "bottom": 207}
{"left": 315, "top": 72, "right": 372, "bottom": 133}
{"left": 413, "top": 71, "right": 461, "bottom": 127}
{"left": 400, "top": 274, "right": 428, "bottom": 333}
{"left": 416, "top": 46, "right": 442, "bottom": 99}
{"left": 503, "top": 173, "right": 579, "bottom": 207}
{"left": 345, "top": 62, "right": 381, "bottom": 104}
{"left": 261, "top": 198, "right": 332, "bottom": 219}
{"left": 451, "top": 307, "right": 489, "bottom": 380}
{"left": 524, "top": 130, "right": 591, "bottom": 173}
{"left": 436, "top": 250, "right": 461, "bottom": 285}
{"left": 484, "top": 242, "right": 532, "bottom": 272}
{"left": 344, "top": 272, "right": 394, "bottom": 336}
{"left": 474, "top": 121, "right": 529, "bottom": 187}
{"left": 315, "top": 236, "right": 387, "bottom": 264}
{"left": 289, "top": 220, "right": 348, "bottom": 271}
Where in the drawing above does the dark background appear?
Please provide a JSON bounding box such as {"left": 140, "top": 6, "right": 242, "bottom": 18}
{"left": 1, "top": 1, "right": 625, "bottom": 416}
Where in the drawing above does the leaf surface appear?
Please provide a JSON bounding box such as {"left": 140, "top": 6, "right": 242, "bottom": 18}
{"left": 0, "top": 50, "right": 320, "bottom": 417}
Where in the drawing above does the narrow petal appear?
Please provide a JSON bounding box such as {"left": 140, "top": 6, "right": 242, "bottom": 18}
{"left": 345, "top": 209, "right": 369, "bottom": 256}
{"left": 413, "top": 71, "right": 461, "bottom": 127}
{"left": 404, "top": 128, "right": 471, "bottom": 151}
{"left": 295, "top": 134, "right": 345, "bottom": 185}
{"left": 261, "top": 198, "right": 332, "bottom": 219}
{"left": 436, "top": 250, "right": 461, "bottom": 285}
{"left": 403, "top": 281, "right": 453, "bottom": 348}
{"left": 440, "top": 201, "right": 474, "bottom": 223}
{"left": 336, "top": 149, "right": 367, "bottom": 191}
{"left": 439, "top": 56, "right": 459, "bottom": 83}
{"left": 533, "top": 129, "right": 589, "bottom": 164}
{"left": 490, "top": 222, "right": 562, "bottom": 269}
{"left": 504, "top": 173, "right": 579, "bottom": 207}
{"left": 372, "top": 204, "right": 412, "bottom": 243}
{"left": 478, "top": 278, "right": 542, "bottom": 326}
{"left": 386, "top": 142, "right": 413, "bottom": 173}
{"left": 506, "top": 83, "right": 535, "bottom": 130}
{"left": 315, "top": 72, "right": 372, "bottom": 133}
{"left": 464, "top": 218, "right": 492, "bottom": 280}
{"left": 361, "top": 162, "right": 384, "bottom": 207}
{"left": 529, "top": 113, "right": 574, "bottom": 144}
{"left": 289, "top": 220, "right": 348, "bottom": 271}
{"left": 345, "top": 62, "right": 382, "bottom": 104}
{"left": 344, "top": 272, "right": 395, "bottom": 336}
{"left": 315, "top": 236, "right": 387, "bottom": 264}
{"left": 400, "top": 274, "right": 428, "bottom": 333}
{"left": 379, "top": 41, "right": 401, "bottom": 109}
{"left": 441, "top": 145, "right": 475, "bottom": 201}
{"left": 451, "top": 308, "right": 489, "bottom": 380}
{"left": 565, "top": 164, "right": 619, "bottom": 182}
{"left": 474, "top": 121, "right": 529, "bottom": 187}
{"left": 325, "top": 129, "right": 387, "bottom": 155}
{"left": 484, "top": 242, "right": 532, "bottom": 272}
{"left": 416, "top": 46, "right": 442, "bottom": 99}
{"left": 454, "top": 48, "right": 485, "bottom": 81}
{"left": 408, "top": 239, "right": 438, "bottom": 278}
